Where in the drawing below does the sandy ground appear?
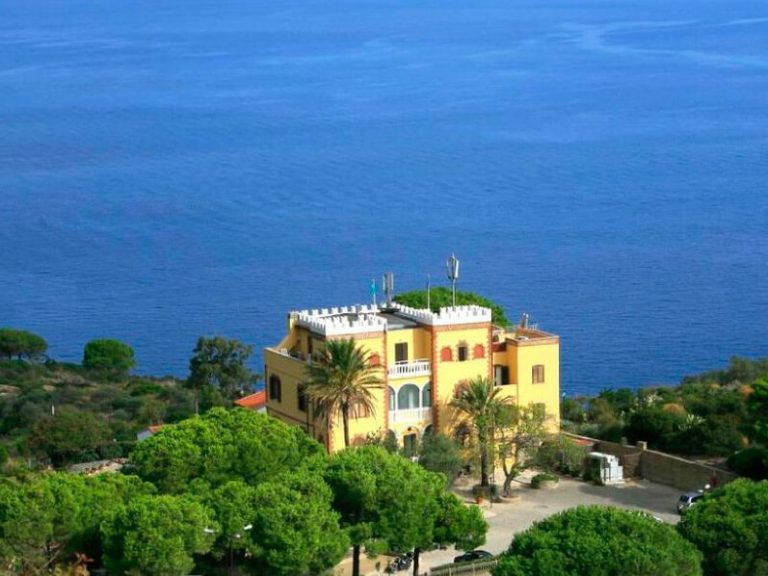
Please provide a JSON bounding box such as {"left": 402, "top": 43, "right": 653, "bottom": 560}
{"left": 334, "top": 470, "right": 683, "bottom": 576}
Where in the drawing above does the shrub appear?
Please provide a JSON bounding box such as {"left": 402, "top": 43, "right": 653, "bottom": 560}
{"left": 418, "top": 433, "right": 463, "bottom": 485}
{"left": 536, "top": 436, "right": 587, "bottom": 476}
{"left": 494, "top": 506, "right": 702, "bottom": 576}
{"left": 530, "top": 473, "right": 558, "bottom": 489}
{"left": 727, "top": 447, "right": 768, "bottom": 480}
{"left": 82, "top": 339, "right": 136, "bottom": 377}
{"left": 678, "top": 479, "right": 768, "bottom": 576}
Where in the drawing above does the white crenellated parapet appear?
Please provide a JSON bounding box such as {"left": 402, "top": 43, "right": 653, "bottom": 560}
{"left": 390, "top": 303, "right": 492, "bottom": 326}
{"left": 293, "top": 304, "right": 388, "bottom": 336}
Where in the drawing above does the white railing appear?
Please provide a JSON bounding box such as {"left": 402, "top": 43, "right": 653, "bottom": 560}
{"left": 388, "top": 359, "right": 431, "bottom": 378}
{"left": 389, "top": 407, "right": 432, "bottom": 423}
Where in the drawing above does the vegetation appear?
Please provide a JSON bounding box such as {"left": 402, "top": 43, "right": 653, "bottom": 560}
{"left": 561, "top": 356, "right": 768, "bottom": 477}
{"left": 324, "top": 445, "right": 487, "bottom": 576}
{"left": 0, "top": 329, "right": 47, "bottom": 362}
{"left": 535, "top": 436, "right": 589, "bottom": 477}
{"left": 101, "top": 494, "right": 215, "bottom": 575}
{"left": 0, "top": 329, "right": 267, "bottom": 469}
{"left": 418, "top": 432, "right": 464, "bottom": 485}
{"left": 496, "top": 405, "right": 548, "bottom": 496}
{"left": 493, "top": 506, "right": 702, "bottom": 576}
{"left": 529, "top": 473, "right": 558, "bottom": 489}
{"left": 82, "top": 339, "right": 136, "bottom": 377}
{"left": 678, "top": 479, "right": 768, "bottom": 576}
{"left": 0, "top": 407, "right": 486, "bottom": 575}
{"left": 187, "top": 336, "right": 258, "bottom": 412}
{"left": 394, "top": 288, "right": 509, "bottom": 326}
{"left": 304, "top": 338, "right": 383, "bottom": 448}
{"left": 450, "top": 376, "right": 511, "bottom": 487}
{"left": 129, "top": 407, "right": 324, "bottom": 493}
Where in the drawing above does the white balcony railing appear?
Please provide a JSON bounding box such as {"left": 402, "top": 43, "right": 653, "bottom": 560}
{"left": 389, "top": 407, "right": 432, "bottom": 424}
{"left": 388, "top": 359, "right": 431, "bottom": 378}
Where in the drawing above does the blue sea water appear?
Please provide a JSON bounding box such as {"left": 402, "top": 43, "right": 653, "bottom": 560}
{"left": 1, "top": 0, "right": 767, "bottom": 395}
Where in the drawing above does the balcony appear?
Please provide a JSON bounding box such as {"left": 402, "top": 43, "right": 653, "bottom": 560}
{"left": 389, "top": 407, "right": 432, "bottom": 424}
{"left": 388, "top": 359, "right": 431, "bottom": 378}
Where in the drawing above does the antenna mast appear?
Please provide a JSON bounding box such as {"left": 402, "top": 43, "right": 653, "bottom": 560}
{"left": 446, "top": 253, "right": 460, "bottom": 307}
{"left": 382, "top": 272, "right": 395, "bottom": 308}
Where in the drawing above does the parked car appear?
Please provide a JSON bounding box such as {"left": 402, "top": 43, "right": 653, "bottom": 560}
{"left": 677, "top": 491, "right": 706, "bottom": 514}
{"left": 454, "top": 550, "right": 493, "bottom": 563}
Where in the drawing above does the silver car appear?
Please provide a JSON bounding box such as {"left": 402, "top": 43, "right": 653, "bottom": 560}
{"left": 677, "top": 491, "right": 705, "bottom": 514}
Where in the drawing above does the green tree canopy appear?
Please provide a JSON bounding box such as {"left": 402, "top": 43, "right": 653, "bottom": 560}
{"left": 83, "top": 339, "right": 136, "bottom": 377}
{"left": 304, "top": 338, "right": 383, "bottom": 448}
{"left": 324, "top": 446, "right": 486, "bottom": 576}
{"left": 418, "top": 432, "right": 463, "bottom": 486}
{"left": 27, "top": 407, "right": 112, "bottom": 466}
{"left": 245, "top": 470, "right": 349, "bottom": 576}
{"left": 747, "top": 377, "right": 768, "bottom": 445}
{"left": 101, "top": 494, "right": 216, "bottom": 576}
{"left": 187, "top": 336, "right": 257, "bottom": 410}
{"left": 678, "top": 479, "right": 768, "bottom": 576}
{"left": 129, "top": 407, "right": 325, "bottom": 493}
{"left": 0, "top": 477, "right": 55, "bottom": 572}
{"left": 494, "top": 506, "right": 702, "bottom": 576}
{"left": 0, "top": 328, "right": 47, "bottom": 362}
{"left": 394, "top": 288, "right": 509, "bottom": 326}
{"left": 0, "top": 473, "right": 154, "bottom": 573}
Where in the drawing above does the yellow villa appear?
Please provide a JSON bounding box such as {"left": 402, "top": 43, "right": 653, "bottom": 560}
{"left": 264, "top": 302, "right": 560, "bottom": 453}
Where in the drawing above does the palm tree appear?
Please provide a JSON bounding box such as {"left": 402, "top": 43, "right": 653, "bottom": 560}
{"left": 450, "top": 376, "right": 512, "bottom": 487}
{"left": 304, "top": 338, "right": 383, "bottom": 448}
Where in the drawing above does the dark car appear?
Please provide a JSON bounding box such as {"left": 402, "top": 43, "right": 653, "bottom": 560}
{"left": 454, "top": 550, "right": 493, "bottom": 563}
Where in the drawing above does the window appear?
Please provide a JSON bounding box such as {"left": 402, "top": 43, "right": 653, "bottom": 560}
{"left": 422, "top": 383, "right": 432, "bottom": 408}
{"left": 494, "top": 365, "right": 510, "bottom": 386}
{"left": 457, "top": 343, "right": 468, "bottom": 362}
{"left": 395, "top": 342, "right": 408, "bottom": 363}
{"left": 388, "top": 386, "right": 396, "bottom": 412}
{"left": 268, "top": 375, "right": 282, "bottom": 402}
{"left": 532, "top": 364, "right": 545, "bottom": 384}
{"left": 473, "top": 344, "right": 485, "bottom": 359}
{"left": 297, "top": 384, "right": 308, "bottom": 412}
{"left": 307, "top": 336, "right": 313, "bottom": 356}
{"left": 398, "top": 384, "right": 420, "bottom": 410}
{"left": 440, "top": 347, "right": 453, "bottom": 362}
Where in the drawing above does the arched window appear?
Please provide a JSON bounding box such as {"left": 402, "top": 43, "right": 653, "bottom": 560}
{"left": 440, "top": 347, "right": 453, "bottom": 362}
{"left": 388, "top": 386, "right": 396, "bottom": 412}
{"left": 398, "top": 384, "right": 420, "bottom": 410}
{"left": 473, "top": 344, "right": 485, "bottom": 359}
{"left": 423, "top": 425, "right": 433, "bottom": 439}
{"left": 422, "top": 383, "right": 432, "bottom": 407}
{"left": 457, "top": 342, "right": 469, "bottom": 362}
{"left": 268, "top": 375, "right": 282, "bottom": 402}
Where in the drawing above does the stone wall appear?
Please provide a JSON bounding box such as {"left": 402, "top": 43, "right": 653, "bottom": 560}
{"left": 639, "top": 449, "right": 737, "bottom": 492}
{"left": 562, "top": 432, "right": 738, "bottom": 492}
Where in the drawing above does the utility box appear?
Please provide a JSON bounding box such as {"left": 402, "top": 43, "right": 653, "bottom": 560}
{"left": 586, "top": 452, "right": 624, "bottom": 485}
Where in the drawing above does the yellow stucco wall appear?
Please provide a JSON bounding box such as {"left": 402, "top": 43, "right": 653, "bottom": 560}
{"left": 510, "top": 340, "right": 561, "bottom": 431}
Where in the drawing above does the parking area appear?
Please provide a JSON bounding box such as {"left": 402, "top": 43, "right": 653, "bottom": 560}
{"left": 419, "top": 472, "right": 682, "bottom": 572}
{"left": 335, "top": 472, "right": 683, "bottom": 575}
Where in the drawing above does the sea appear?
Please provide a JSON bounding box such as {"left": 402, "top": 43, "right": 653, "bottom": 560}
{"left": 1, "top": 0, "right": 767, "bottom": 396}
